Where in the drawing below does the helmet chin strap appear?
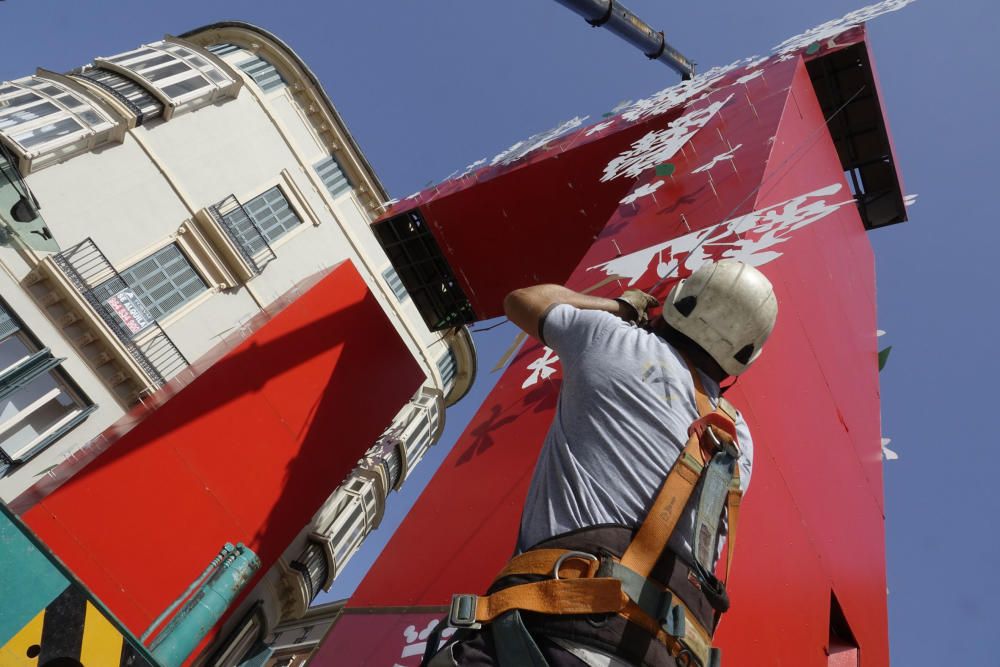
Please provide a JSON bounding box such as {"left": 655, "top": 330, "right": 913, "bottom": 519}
{"left": 719, "top": 375, "right": 738, "bottom": 395}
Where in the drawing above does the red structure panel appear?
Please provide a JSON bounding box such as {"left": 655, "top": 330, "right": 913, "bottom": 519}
{"left": 22, "top": 261, "right": 424, "bottom": 645}
{"left": 323, "top": 29, "right": 894, "bottom": 666}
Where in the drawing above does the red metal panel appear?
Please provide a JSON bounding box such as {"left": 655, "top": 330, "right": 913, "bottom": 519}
{"left": 332, "top": 43, "right": 890, "bottom": 666}
{"left": 21, "top": 261, "right": 424, "bottom": 645}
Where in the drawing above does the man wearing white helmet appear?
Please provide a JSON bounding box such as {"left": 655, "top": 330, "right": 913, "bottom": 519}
{"left": 428, "top": 259, "right": 777, "bottom": 667}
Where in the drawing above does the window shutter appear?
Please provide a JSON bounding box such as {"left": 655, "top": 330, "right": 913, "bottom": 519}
{"left": 315, "top": 155, "right": 352, "bottom": 199}
{"left": 206, "top": 43, "right": 241, "bottom": 57}
{"left": 118, "top": 244, "right": 206, "bottom": 320}
{"left": 244, "top": 186, "right": 302, "bottom": 244}
{"left": 382, "top": 266, "right": 408, "bottom": 302}
{"left": 238, "top": 55, "right": 286, "bottom": 92}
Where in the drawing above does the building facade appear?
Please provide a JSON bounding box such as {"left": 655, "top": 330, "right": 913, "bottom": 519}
{"left": 1, "top": 21, "right": 474, "bottom": 663}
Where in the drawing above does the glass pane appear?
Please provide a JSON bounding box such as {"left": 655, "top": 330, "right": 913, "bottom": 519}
{"left": 0, "top": 101, "right": 60, "bottom": 130}
{"left": 0, "top": 371, "right": 77, "bottom": 459}
{"left": 107, "top": 47, "right": 156, "bottom": 64}
{"left": 0, "top": 92, "right": 42, "bottom": 108}
{"left": 161, "top": 75, "right": 209, "bottom": 99}
{"left": 0, "top": 336, "right": 32, "bottom": 376}
{"left": 12, "top": 117, "right": 82, "bottom": 149}
{"left": 144, "top": 61, "right": 189, "bottom": 83}
{"left": 131, "top": 53, "right": 175, "bottom": 74}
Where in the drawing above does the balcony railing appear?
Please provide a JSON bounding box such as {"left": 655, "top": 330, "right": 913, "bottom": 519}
{"left": 207, "top": 195, "right": 276, "bottom": 275}
{"left": 52, "top": 238, "right": 188, "bottom": 388}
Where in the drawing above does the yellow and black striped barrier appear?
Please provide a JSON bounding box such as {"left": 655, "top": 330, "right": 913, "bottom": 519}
{"left": 0, "top": 504, "right": 157, "bottom": 667}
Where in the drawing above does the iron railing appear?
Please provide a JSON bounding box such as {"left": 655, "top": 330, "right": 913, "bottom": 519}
{"left": 52, "top": 238, "right": 188, "bottom": 388}
{"left": 207, "top": 195, "right": 276, "bottom": 275}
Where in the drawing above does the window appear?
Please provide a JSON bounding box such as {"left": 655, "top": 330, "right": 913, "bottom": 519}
{"left": 244, "top": 186, "right": 302, "bottom": 244}
{"left": 95, "top": 40, "right": 237, "bottom": 117}
{"left": 401, "top": 407, "right": 432, "bottom": 468}
{"left": 382, "top": 266, "right": 408, "bottom": 302}
{"left": 205, "top": 44, "right": 286, "bottom": 93}
{"left": 75, "top": 67, "right": 164, "bottom": 123}
{"left": 0, "top": 302, "right": 95, "bottom": 472}
{"left": 0, "top": 77, "right": 118, "bottom": 170}
{"left": 381, "top": 446, "right": 403, "bottom": 489}
{"left": 314, "top": 155, "right": 352, "bottom": 199}
{"left": 206, "top": 43, "right": 241, "bottom": 57}
{"left": 291, "top": 541, "right": 329, "bottom": 602}
{"left": 97, "top": 244, "right": 207, "bottom": 321}
{"left": 437, "top": 349, "right": 458, "bottom": 388}
{"left": 330, "top": 502, "right": 366, "bottom": 572}
{"left": 210, "top": 194, "right": 276, "bottom": 274}
{"left": 237, "top": 54, "right": 286, "bottom": 93}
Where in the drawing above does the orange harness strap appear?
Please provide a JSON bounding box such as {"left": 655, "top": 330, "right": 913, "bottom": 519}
{"left": 619, "top": 357, "right": 739, "bottom": 580}
{"left": 450, "top": 359, "right": 744, "bottom": 666}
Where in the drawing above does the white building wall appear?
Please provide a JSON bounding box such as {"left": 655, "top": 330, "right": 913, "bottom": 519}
{"left": 23, "top": 137, "right": 191, "bottom": 270}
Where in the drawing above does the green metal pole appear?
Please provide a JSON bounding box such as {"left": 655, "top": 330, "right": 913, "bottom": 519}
{"left": 148, "top": 543, "right": 261, "bottom": 667}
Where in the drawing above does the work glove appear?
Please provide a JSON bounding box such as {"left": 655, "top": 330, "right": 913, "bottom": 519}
{"left": 615, "top": 289, "right": 659, "bottom": 326}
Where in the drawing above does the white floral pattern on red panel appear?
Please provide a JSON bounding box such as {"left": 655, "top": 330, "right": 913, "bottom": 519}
{"left": 589, "top": 183, "right": 854, "bottom": 285}
{"left": 489, "top": 116, "right": 588, "bottom": 167}
{"left": 772, "top": 0, "right": 916, "bottom": 54}
{"left": 602, "top": 95, "right": 733, "bottom": 182}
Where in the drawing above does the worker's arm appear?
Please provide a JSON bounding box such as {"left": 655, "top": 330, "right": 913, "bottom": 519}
{"left": 503, "top": 284, "right": 656, "bottom": 343}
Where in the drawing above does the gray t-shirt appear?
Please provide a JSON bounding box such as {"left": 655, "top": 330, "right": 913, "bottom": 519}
{"left": 517, "top": 304, "right": 753, "bottom": 567}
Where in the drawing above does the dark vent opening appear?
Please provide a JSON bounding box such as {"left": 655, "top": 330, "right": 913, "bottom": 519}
{"left": 372, "top": 209, "right": 475, "bottom": 331}
{"left": 827, "top": 592, "right": 859, "bottom": 666}
{"left": 806, "top": 42, "right": 906, "bottom": 230}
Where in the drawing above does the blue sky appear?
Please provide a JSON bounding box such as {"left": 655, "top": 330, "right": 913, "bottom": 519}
{"left": 2, "top": 1, "right": 996, "bottom": 665}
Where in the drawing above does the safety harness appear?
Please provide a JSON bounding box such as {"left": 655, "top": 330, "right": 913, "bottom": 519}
{"left": 440, "top": 361, "right": 743, "bottom": 667}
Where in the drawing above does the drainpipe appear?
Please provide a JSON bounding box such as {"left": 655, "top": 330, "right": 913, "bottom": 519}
{"left": 145, "top": 543, "right": 261, "bottom": 667}
{"left": 553, "top": 0, "right": 696, "bottom": 79}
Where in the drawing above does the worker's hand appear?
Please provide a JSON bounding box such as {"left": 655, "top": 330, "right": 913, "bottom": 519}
{"left": 615, "top": 289, "right": 659, "bottom": 325}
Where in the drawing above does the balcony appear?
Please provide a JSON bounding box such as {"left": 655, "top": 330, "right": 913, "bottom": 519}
{"left": 199, "top": 194, "right": 277, "bottom": 278}
{"left": 29, "top": 238, "right": 188, "bottom": 401}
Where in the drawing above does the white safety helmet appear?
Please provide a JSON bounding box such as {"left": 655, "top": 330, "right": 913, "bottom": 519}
{"left": 664, "top": 259, "right": 778, "bottom": 376}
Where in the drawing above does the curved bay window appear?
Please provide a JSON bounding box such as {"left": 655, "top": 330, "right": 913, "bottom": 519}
{"left": 0, "top": 75, "right": 119, "bottom": 172}
{"left": 94, "top": 40, "right": 239, "bottom": 119}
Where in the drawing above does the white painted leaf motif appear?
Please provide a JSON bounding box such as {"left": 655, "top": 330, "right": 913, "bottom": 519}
{"left": 620, "top": 181, "right": 665, "bottom": 206}
{"left": 691, "top": 144, "right": 743, "bottom": 174}
{"left": 586, "top": 120, "right": 615, "bottom": 136}
{"left": 602, "top": 95, "right": 734, "bottom": 182}
{"left": 490, "top": 116, "right": 588, "bottom": 167}
{"left": 772, "top": 0, "right": 916, "bottom": 54}
{"left": 523, "top": 347, "right": 560, "bottom": 388}
{"left": 589, "top": 183, "right": 852, "bottom": 285}
{"left": 399, "top": 619, "right": 456, "bottom": 661}
{"left": 734, "top": 69, "right": 765, "bottom": 86}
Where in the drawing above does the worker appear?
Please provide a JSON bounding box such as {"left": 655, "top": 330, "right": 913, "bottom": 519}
{"left": 424, "top": 259, "right": 778, "bottom": 667}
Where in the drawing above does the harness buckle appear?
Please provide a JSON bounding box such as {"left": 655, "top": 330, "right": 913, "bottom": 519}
{"left": 448, "top": 593, "right": 482, "bottom": 629}
{"left": 552, "top": 550, "right": 598, "bottom": 580}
